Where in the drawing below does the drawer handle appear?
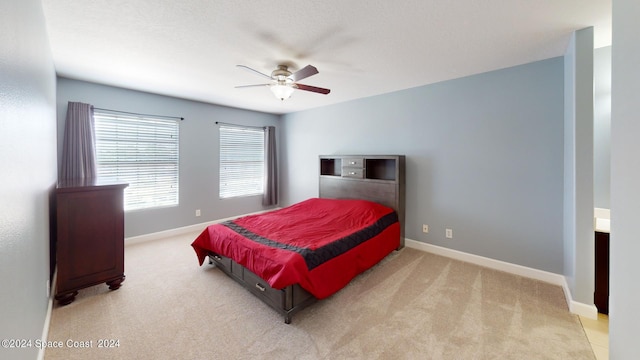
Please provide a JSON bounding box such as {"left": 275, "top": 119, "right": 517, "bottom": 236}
{"left": 255, "top": 283, "right": 266, "bottom": 292}
{"left": 350, "top": 161, "right": 356, "bottom": 165}
{"left": 349, "top": 171, "right": 356, "bottom": 175}
{"left": 212, "top": 255, "right": 222, "bottom": 261}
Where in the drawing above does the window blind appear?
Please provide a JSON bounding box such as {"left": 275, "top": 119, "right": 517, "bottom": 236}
{"left": 219, "top": 125, "right": 264, "bottom": 198}
{"left": 94, "top": 112, "right": 179, "bottom": 211}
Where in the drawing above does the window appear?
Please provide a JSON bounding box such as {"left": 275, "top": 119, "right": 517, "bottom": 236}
{"left": 219, "top": 125, "right": 264, "bottom": 198}
{"left": 94, "top": 111, "right": 180, "bottom": 211}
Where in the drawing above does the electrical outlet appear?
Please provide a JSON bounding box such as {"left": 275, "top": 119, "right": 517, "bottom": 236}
{"left": 446, "top": 228, "right": 453, "bottom": 239}
{"left": 195, "top": 209, "right": 201, "bottom": 217}
{"left": 422, "top": 224, "right": 429, "bottom": 233}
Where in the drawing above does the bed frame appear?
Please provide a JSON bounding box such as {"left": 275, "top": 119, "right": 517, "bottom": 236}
{"left": 207, "top": 155, "right": 405, "bottom": 323}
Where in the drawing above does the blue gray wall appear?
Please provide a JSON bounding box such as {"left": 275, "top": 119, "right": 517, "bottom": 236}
{"left": 281, "top": 58, "right": 565, "bottom": 274}
{"left": 0, "top": 1, "right": 58, "bottom": 359}
{"left": 610, "top": 0, "right": 640, "bottom": 357}
{"left": 56, "top": 78, "right": 280, "bottom": 237}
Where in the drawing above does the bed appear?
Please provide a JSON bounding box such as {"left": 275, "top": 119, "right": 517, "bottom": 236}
{"left": 191, "top": 155, "right": 405, "bottom": 323}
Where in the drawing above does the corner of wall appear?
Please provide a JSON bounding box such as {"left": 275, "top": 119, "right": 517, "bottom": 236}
{"left": 562, "top": 26, "right": 595, "bottom": 305}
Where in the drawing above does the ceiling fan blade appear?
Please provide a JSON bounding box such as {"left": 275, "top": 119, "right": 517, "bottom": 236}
{"left": 289, "top": 65, "right": 319, "bottom": 82}
{"left": 236, "top": 65, "right": 272, "bottom": 80}
{"left": 294, "top": 83, "right": 331, "bottom": 94}
{"left": 235, "top": 84, "right": 271, "bottom": 88}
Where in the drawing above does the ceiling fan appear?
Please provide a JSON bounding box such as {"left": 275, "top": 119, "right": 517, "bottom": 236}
{"left": 235, "top": 64, "right": 331, "bottom": 101}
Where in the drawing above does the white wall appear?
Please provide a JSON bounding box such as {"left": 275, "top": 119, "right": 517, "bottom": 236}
{"left": 563, "top": 28, "right": 595, "bottom": 305}
{"left": 0, "top": 1, "right": 58, "bottom": 359}
{"left": 594, "top": 46, "right": 611, "bottom": 209}
{"left": 610, "top": 0, "right": 640, "bottom": 357}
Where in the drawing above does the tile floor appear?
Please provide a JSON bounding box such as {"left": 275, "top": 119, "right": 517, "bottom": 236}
{"left": 580, "top": 313, "right": 609, "bottom": 360}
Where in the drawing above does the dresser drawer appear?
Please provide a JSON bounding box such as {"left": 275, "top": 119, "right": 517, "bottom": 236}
{"left": 243, "top": 268, "right": 284, "bottom": 309}
{"left": 342, "top": 158, "right": 364, "bottom": 168}
{"left": 342, "top": 167, "right": 364, "bottom": 178}
{"left": 209, "top": 253, "right": 232, "bottom": 272}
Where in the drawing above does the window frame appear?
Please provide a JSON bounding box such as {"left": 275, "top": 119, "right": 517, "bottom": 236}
{"left": 93, "top": 110, "right": 180, "bottom": 211}
{"left": 218, "top": 125, "right": 265, "bottom": 199}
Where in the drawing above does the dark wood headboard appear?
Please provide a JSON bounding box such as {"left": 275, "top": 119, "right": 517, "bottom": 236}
{"left": 318, "top": 155, "right": 406, "bottom": 248}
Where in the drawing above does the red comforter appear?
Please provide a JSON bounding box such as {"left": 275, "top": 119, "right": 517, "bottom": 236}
{"left": 191, "top": 198, "right": 400, "bottom": 299}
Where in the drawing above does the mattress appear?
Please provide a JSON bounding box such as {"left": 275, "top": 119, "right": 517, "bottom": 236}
{"left": 191, "top": 197, "right": 400, "bottom": 299}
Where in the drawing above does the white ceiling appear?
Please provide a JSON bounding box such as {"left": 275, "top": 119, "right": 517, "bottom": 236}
{"left": 42, "top": 0, "right": 611, "bottom": 115}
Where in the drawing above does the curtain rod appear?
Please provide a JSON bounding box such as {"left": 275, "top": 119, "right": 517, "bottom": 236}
{"left": 93, "top": 107, "right": 184, "bottom": 121}
{"left": 215, "top": 121, "right": 267, "bottom": 130}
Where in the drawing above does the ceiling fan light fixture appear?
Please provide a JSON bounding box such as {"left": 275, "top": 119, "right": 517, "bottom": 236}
{"left": 236, "top": 64, "right": 330, "bottom": 101}
{"left": 270, "top": 83, "right": 295, "bottom": 101}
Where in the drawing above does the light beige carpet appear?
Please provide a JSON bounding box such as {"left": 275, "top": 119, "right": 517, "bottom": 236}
{"left": 45, "top": 232, "right": 595, "bottom": 359}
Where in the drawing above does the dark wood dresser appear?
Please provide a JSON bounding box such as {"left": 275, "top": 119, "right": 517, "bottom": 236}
{"left": 54, "top": 179, "right": 128, "bottom": 305}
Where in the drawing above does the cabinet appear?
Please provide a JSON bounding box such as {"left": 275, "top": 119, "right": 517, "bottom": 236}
{"left": 54, "top": 179, "right": 128, "bottom": 305}
{"left": 594, "top": 231, "right": 609, "bottom": 314}
{"left": 319, "top": 155, "right": 405, "bottom": 247}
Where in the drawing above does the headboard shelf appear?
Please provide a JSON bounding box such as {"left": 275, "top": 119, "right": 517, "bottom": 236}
{"left": 365, "top": 158, "right": 397, "bottom": 180}
{"left": 320, "top": 158, "right": 342, "bottom": 177}
{"left": 319, "top": 155, "right": 406, "bottom": 248}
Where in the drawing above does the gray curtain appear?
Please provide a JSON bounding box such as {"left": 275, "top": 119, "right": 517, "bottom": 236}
{"left": 262, "top": 126, "right": 278, "bottom": 206}
{"left": 60, "top": 102, "right": 96, "bottom": 181}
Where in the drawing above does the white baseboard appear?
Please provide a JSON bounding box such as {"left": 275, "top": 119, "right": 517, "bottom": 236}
{"left": 37, "top": 295, "right": 53, "bottom": 360}
{"left": 405, "top": 238, "right": 598, "bottom": 319}
{"left": 125, "top": 220, "right": 218, "bottom": 245}
{"left": 38, "top": 269, "right": 56, "bottom": 360}
{"left": 564, "top": 285, "right": 599, "bottom": 319}
{"left": 125, "top": 209, "right": 276, "bottom": 246}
